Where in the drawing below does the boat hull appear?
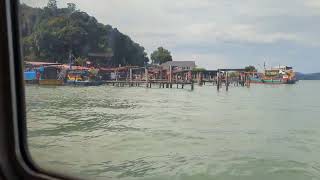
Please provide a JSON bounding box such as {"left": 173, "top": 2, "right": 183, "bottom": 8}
{"left": 66, "top": 80, "right": 104, "bottom": 86}
{"left": 250, "top": 78, "right": 297, "bottom": 84}
{"left": 39, "top": 79, "right": 64, "bottom": 86}
{"left": 250, "top": 78, "right": 264, "bottom": 84}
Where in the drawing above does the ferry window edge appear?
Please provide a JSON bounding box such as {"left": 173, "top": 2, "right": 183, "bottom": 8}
{"left": 0, "top": 0, "right": 77, "bottom": 179}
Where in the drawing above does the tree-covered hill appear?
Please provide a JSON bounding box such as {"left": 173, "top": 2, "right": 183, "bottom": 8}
{"left": 20, "top": 1, "right": 149, "bottom": 67}
{"left": 296, "top": 72, "right": 320, "bottom": 80}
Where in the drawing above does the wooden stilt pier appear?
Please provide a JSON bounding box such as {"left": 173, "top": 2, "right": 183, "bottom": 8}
{"left": 101, "top": 66, "right": 250, "bottom": 92}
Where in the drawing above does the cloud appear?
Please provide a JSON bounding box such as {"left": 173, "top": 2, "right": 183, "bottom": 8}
{"left": 174, "top": 52, "right": 230, "bottom": 70}
{"left": 305, "top": 0, "right": 320, "bottom": 10}
{"left": 181, "top": 23, "right": 300, "bottom": 44}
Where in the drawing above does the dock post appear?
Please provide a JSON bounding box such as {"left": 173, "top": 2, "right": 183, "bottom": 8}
{"left": 217, "top": 71, "right": 220, "bottom": 91}
{"left": 129, "top": 68, "right": 133, "bottom": 86}
{"left": 115, "top": 69, "right": 118, "bottom": 85}
{"left": 191, "top": 81, "right": 194, "bottom": 91}
{"left": 145, "top": 67, "right": 149, "bottom": 88}
{"left": 188, "top": 70, "right": 193, "bottom": 85}
{"left": 213, "top": 73, "right": 215, "bottom": 86}
{"left": 169, "top": 65, "right": 172, "bottom": 84}
{"left": 243, "top": 75, "right": 247, "bottom": 86}
{"left": 226, "top": 71, "right": 229, "bottom": 91}
{"left": 246, "top": 74, "right": 251, "bottom": 87}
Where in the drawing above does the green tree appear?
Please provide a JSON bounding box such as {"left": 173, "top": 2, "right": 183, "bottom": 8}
{"left": 228, "top": 72, "right": 240, "bottom": 77}
{"left": 67, "top": 3, "right": 76, "bottom": 12}
{"left": 192, "top": 67, "right": 206, "bottom": 72}
{"left": 245, "top": 65, "right": 257, "bottom": 72}
{"left": 47, "top": 0, "right": 57, "bottom": 10}
{"left": 150, "top": 47, "right": 172, "bottom": 64}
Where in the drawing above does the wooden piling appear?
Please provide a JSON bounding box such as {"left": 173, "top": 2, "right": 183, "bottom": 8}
{"left": 197, "top": 72, "right": 202, "bottom": 86}
{"left": 226, "top": 71, "right": 229, "bottom": 91}
{"left": 145, "top": 67, "right": 149, "bottom": 88}
{"left": 129, "top": 68, "right": 133, "bottom": 86}
{"left": 169, "top": 65, "right": 172, "bottom": 84}
{"left": 217, "top": 71, "right": 220, "bottom": 91}
{"left": 115, "top": 69, "right": 118, "bottom": 82}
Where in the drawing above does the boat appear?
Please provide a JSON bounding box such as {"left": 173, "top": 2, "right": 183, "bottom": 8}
{"left": 249, "top": 76, "right": 264, "bottom": 84}
{"left": 24, "top": 66, "right": 64, "bottom": 85}
{"left": 38, "top": 66, "right": 64, "bottom": 86}
{"left": 65, "top": 69, "right": 104, "bottom": 86}
{"left": 250, "top": 65, "right": 297, "bottom": 84}
{"left": 24, "top": 70, "right": 39, "bottom": 84}
{"left": 39, "top": 79, "right": 64, "bottom": 85}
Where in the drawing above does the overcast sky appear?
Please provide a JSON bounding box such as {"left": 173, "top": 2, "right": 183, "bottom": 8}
{"left": 21, "top": 0, "right": 320, "bottom": 73}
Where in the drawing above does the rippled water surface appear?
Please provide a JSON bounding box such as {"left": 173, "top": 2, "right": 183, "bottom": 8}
{"left": 26, "top": 81, "right": 320, "bottom": 180}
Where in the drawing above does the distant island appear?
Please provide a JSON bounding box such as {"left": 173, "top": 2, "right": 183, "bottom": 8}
{"left": 296, "top": 72, "right": 320, "bottom": 80}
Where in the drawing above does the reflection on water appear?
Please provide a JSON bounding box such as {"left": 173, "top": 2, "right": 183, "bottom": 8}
{"left": 26, "top": 81, "right": 320, "bottom": 180}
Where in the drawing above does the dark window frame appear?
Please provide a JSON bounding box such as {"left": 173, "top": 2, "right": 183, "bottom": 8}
{"left": 0, "top": 0, "right": 77, "bottom": 179}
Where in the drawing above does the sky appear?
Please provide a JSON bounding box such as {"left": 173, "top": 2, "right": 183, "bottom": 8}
{"left": 21, "top": 0, "right": 320, "bottom": 73}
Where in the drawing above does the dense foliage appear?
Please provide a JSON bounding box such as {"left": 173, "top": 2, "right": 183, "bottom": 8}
{"left": 244, "top": 65, "right": 257, "bottom": 72}
{"left": 20, "top": 1, "right": 149, "bottom": 66}
{"left": 192, "top": 67, "right": 206, "bottom": 72}
{"left": 150, "top": 47, "right": 172, "bottom": 65}
{"left": 296, "top": 72, "right": 320, "bottom": 80}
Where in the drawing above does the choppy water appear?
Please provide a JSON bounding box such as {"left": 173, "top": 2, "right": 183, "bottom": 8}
{"left": 26, "top": 81, "right": 320, "bottom": 180}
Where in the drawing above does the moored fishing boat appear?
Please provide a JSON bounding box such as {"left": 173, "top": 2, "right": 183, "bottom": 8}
{"left": 249, "top": 76, "right": 264, "bottom": 84}
{"left": 250, "top": 65, "right": 297, "bottom": 84}
{"left": 65, "top": 80, "right": 104, "bottom": 86}
{"left": 38, "top": 66, "right": 64, "bottom": 86}
{"left": 39, "top": 79, "right": 64, "bottom": 85}
{"left": 65, "top": 69, "right": 104, "bottom": 86}
{"left": 24, "top": 70, "right": 39, "bottom": 84}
